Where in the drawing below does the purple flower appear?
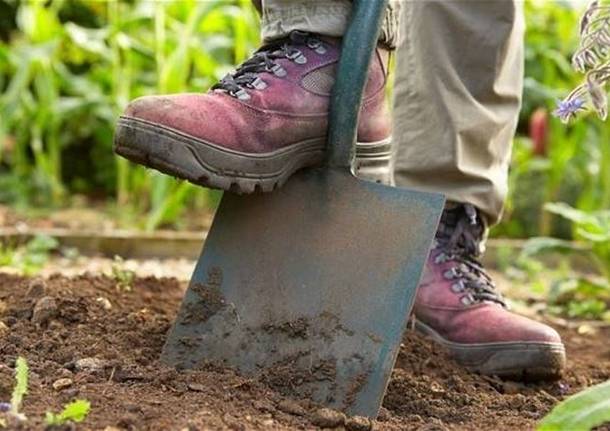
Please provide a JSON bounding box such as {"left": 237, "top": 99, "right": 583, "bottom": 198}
{"left": 0, "top": 402, "right": 11, "bottom": 412}
{"left": 553, "top": 97, "right": 586, "bottom": 122}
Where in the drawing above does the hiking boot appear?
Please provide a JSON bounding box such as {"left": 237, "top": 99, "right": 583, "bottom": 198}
{"left": 413, "top": 203, "right": 566, "bottom": 380}
{"left": 114, "top": 31, "right": 391, "bottom": 193}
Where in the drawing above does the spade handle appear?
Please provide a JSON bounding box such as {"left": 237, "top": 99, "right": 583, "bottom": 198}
{"left": 326, "top": 0, "right": 389, "bottom": 169}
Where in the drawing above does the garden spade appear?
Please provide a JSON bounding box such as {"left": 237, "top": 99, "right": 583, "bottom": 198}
{"left": 161, "top": 0, "right": 445, "bottom": 418}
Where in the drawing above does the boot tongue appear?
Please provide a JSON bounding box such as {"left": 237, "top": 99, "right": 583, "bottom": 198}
{"left": 212, "top": 31, "right": 319, "bottom": 99}
{"left": 435, "top": 204, "right": 485, "bottom": 257}
{"left": 435, "top": 204, "right": 506, "bottom": 307}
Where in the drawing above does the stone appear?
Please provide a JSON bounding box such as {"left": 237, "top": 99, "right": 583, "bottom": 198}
{"left": 52, "top": 378, "right": 73, "bottom": 391}
{"left": 75, "top": 357, "right": 108, "bottom": 372}
{"left": 0, "top": 322, "right": 9, "bottom": 336}
{"left": 253, "top": 400, "right": 274, "bottom": 412}
{"left": 310, "top": 408, "right": 346, "bottom": 428}
{"left": 346, "top": 416, "right": 372, "bottom": 431}
{"left": 58, "top": 368, "right": 73, "bottom": 378}
{"left": 277, "top": 399, "right": 306, "bottom": 416}
{"left": 430, "top": 381, "right": 446, "bottom": 395}
{"left": 187, "top": 383, "right": 206, "bottom": 392}
{"left": 96, "top": 297, "right": 112, "bottom": 310}
{"left": 31, "top": 296, "right": 58, "bottom": 325}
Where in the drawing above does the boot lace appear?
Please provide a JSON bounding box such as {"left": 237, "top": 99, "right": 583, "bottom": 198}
{"left": 434, "top": 204, "right": 506, "bottom": 307}
{"left": 212, "top": 31, "right": 326, "bottom": 100}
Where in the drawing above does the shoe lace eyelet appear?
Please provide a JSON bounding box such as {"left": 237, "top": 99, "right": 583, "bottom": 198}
{"left": 230, "top": 88, "right": 250, "bottom": 101}
{"left": 451, "top": 282, "right": 465, "bottom": 293}
{"left": 443, "top": 269, "right": 458, "bottom": 280}
{"left": 286, "top": 49, "right": 307, "bottom": 64}
{"left": 307, "top": 40, "right": 327, "bottom": 55}
{"left": 269, "top": 64, "right": 287, "bottom": 77}
{"left": 461, "top": 295, "right": 474, "bottom": 306}
{"left": 248, "top": 77, "right": 268, "bottom": 90}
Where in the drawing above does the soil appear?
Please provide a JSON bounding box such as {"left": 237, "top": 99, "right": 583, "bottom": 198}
{"left": 0, "top": 274, "right": 608, "bottom": 431}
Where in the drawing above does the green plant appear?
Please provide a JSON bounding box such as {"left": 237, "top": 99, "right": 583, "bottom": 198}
{"left": 9, "top": 357, "right": 28, "bottom": 422}
{"left": 0, "top": 0, "right": 259, "bottom": 228}
{"left": 522, "top": 202, "right": 610, "bottom": 320}
{"left": 111, "top": 255, "right": 135, "bottom": 291}
{"left": 555, "top": 0, "right": 610, "bottom": 122}
{"left": 538, "top": 379, "right": 610, "bottom": 431}
{"left": 0, "top": 357, "right": 91, "bottom": 427}
{"left": 495, "top": 0, "right": 610, "bottom": 239}
{"left": 545, "top": 202, "right": 610, "bottom": 277}
{"left": 45, "top": 399, "right": 91, "bottom": 426}
{"left": 0, "top": 234, "right": 59, "bottom": 276}
{"left": 0, "top": 356, "right": 29, "bottom": 426}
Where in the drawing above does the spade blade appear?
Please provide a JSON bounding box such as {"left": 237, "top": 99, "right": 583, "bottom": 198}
{"left": 161, "top": 168, "right": 444, "bottom": 417}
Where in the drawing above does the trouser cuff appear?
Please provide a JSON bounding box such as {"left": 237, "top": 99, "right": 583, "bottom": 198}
{"left": 261, "top": 0, "right": 400, "bottom": 49}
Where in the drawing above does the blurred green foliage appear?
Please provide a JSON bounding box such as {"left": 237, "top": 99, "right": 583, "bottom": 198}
{"left": 538, "top": 379, "right": 610, "bottom": 431}
{"left": 0, "top": 0, "right": 259, "bottom": 229}
{"left": 0, "top": 234, "right": 58, "bottom": 276}
{"left": 497, "top": 0, "right": 610, "bottom": 240}
{"left": 521, "top": 202, "right": 610, "bottom": 321}
{"left": 0, "top": 0, "right": 607, "bottom": 241}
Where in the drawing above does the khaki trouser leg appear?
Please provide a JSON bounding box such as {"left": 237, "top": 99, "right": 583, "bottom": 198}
{"left": 255, "top": 0, "right": 523, "bottom": 224}
{"left": 392, "top": 0, "right": 525, "bottom": 226}
{"left": 258, "top": 0, "right": 402, "bottom": 48}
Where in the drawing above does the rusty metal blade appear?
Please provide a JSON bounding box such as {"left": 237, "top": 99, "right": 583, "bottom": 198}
{"left": 161, "top": 168, "right": 444, "bottom": 417}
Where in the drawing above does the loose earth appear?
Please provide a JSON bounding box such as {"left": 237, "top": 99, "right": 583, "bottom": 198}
{"left": 0, "top": 274, "right": 608, "bottom": 430}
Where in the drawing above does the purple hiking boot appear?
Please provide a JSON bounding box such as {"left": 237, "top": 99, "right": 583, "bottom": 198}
{"left": 413, "top": 204, "right": 566, "bottom": 380}
{"left": 114, "top": 31, "right": 391, "bottom": 193}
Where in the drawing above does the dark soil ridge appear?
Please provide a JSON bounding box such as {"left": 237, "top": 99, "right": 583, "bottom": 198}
{"left": 0, "top": 273, "right": 608, "bottom": 430}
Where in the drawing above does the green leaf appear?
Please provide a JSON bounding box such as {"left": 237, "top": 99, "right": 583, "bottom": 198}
{"left": 538, "top": 380, "right": 610, "bottom": 431}
{"left": 45, "top": 399, "right": 91, "bottom": 425}
{"left": 25, "top": 234, "right": 58, "bottom": 254}
{"left": 545, "top": 202, "right": 593, "bottom": 225}
{"left": 10, "top": 357, "right": 28, "bottom": 414}
{"left": 521, "top": 237, "right": 579, "bottom": 257}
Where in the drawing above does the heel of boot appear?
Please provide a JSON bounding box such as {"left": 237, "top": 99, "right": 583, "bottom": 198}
{"left": 354, "top": 138, "right": 394, "bottom": 186}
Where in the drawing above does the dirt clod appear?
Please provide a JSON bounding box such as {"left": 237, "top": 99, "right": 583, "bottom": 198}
{"left": 31, "top": 296, "right": 58, "bottom": 325}
{"left": 0, "top": 322, "right": 9, "bottom": 336}
{"left": 26, "top": 278, "right": 47, "bottom": 298}
{"left": 311, "top": 408, "right": 346, "bottom": 428}
{"left": 187, "top": 383, "right": 206, "bottom": 392}
{"left": 74, "top": 357, "right": 108, "bottom": 373}
{"left": 415, "top": 424, "right": 449, "bottom": 431}
{"left": 346, "top": 415, "right": 372, "bottom": 431}
{"left": 502, "top": 381, "right": 523, "bottom": 395}
{"left": 376, "top": 407, "right": 391, "bottom": 422}
{"left": 277, "top": 400, "right": 306, "bottom": 416}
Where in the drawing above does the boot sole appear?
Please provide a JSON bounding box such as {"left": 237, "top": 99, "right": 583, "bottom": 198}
{"left": 114, "top": 116, "right": 328, "bottom": 193}
{"left": 414, "top": 319, "right": 566, "bottom": 381}
{"left": 114, "top": 117, "right": 392, "bottom": 193}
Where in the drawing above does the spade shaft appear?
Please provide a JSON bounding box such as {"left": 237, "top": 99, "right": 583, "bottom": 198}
{"left": 327, "top": 0, "right": 388, "bottom": 168}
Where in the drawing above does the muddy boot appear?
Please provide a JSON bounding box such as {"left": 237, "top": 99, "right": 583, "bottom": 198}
{"left": 114, "top": 31, "right": 391, "bottom": 193}
{"left": 413, "top": 203, "right": 566, "bottom": 380}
